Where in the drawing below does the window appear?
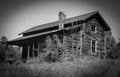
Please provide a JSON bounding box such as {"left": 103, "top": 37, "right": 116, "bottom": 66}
{"left": 73, "top": 21, "right": 77, "bottom": 26}
{"left": 91, "top": 25, "right": 96, "bottom": 32}
{"left": 69, "top": 23, "right": 72, "bottom": 27}
{"left": 64, "top": 23, "right": 72, "bottom": 28}
{"left": 77, "top": 21, "right": 80, "bottom": 25}
{"left": 64, "top": 23, "right": 68, "bottom": 28}
{"left": 91, "top": 40, "right": 96, "bottom": 53}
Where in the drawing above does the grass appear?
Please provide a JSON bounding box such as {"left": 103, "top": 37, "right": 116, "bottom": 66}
{"left": 0, "top": 58, "right": 120, "bottom": 77}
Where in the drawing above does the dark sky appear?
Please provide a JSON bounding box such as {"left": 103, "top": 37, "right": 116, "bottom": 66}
{"left": 0, "top": 0, "right": 120, "bottom": 42}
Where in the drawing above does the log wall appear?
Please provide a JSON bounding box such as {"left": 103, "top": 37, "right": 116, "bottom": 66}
{"left": 22, "top": 18, "right": 107, "bottom": 59}
{"left": 63, "top": 25, "right": 82, "bottom": 57}
{"left": 82, "top": 19, "right": 105, "bottom": 57}
{"left": 63, "top": 19, "right": 106, "bottom": 57}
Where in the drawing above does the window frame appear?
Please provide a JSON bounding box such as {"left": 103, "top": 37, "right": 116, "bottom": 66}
{"left": 91, "top": 40, "right": 97, "bottom": 54}
{"left": 91, "top": 25, "right": 97, "bottom": 33}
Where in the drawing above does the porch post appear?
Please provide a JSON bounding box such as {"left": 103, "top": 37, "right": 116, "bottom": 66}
{"left": 72, "top": 35, "right": 74, "bottom": 56}
{"left": 27, "top": 45, "right": 30, "bottom": 59}
{"left": 80, "top": 24, "right": 84, "bottom": 56}
{"left": 37, "top": 43, "right": 39, "bottom": 56}
{"left": 32, "top": 43, "right": 35, "bottom": 58}
{"left": 80, "top": 30, "right": 82, "bottom": 56}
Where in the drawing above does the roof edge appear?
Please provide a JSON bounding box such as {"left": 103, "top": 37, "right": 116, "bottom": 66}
{"left": 97, "top": 11, "right": 111, "bottom": 30}
{"left": 19, "top": 11, "right": 110, "bottom": 35}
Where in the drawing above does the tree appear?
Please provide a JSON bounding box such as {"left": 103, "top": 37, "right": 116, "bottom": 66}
{"left": 0, "top": 36, "right": 8, "bottom": 62}
{"left": 0, "top": 36, "right": 22, "bottom": 63}
{"left": 44, "top": 34, "right": 64, "bottom": 62}
{"left": 113, "top": 39, "right": 120, "bottom": 59}
{"left": 106, "top": 35, "right": 117, "bottom": 59}
{"left": 0, "top": 41, "right": 6, "bottom": 62}
{"left": 13, "top": 46, "right": 22, "bottom": 59}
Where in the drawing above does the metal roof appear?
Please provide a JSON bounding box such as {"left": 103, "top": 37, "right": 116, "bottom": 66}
{"left": 8, "top": 11, "right": 111, "bottom": 45}
{"left": 20, "top": 11, "right": 109, "bottom": 35}
{"left": 7, "top": 25, "right": 82, "bottom": 45}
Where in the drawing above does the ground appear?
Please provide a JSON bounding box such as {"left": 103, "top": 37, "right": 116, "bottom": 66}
{"left": 0, "top": 58, "right": 120, "bottom": 77}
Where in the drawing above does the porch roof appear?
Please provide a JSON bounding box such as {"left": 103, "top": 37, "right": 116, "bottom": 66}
{"left": 7, "top": 25, "right": 82, "bottom": 46}
{"left": 7, "top": 29, "right": 60, "bottom": 46}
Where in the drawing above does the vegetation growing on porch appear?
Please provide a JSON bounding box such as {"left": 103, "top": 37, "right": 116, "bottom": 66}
{"left": 43, "top": 34, "right": 64, "bottom": 62}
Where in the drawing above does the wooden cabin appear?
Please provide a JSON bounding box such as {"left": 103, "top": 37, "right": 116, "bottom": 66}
{"left": 7, "top": 11, "right": 111, "bottom": 59}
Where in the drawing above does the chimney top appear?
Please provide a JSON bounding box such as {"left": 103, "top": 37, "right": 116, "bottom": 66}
{"left": 59, "top": 11, "right": 66, "bottom": 20}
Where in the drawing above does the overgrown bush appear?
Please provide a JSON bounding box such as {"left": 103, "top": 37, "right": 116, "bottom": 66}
{"left": 0, "top": 36, "right": 22, "bottom": 64}
{"left": 43, "top": 34, "right": 64, "bottom": 62}
{"left": 1, "top": 59, "right": 120, "bottom": 77}
{"left": 106, "top": 35, "right": 117, "bottom": 59}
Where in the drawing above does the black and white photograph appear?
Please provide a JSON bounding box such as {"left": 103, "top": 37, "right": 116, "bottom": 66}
{"left": 0, "top": 0, "right": 120, "bottom": 77}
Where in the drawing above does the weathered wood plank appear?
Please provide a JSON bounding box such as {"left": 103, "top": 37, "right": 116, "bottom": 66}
{"left": 27, "top": 45, "right": 30, "bottom": 59}
{"left": 32, "top": 43, "right": 34, "bottom": 58}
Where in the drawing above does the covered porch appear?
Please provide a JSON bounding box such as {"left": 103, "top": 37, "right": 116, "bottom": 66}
{"left": 7, "top": 29, "right": 63, "bottom": 59}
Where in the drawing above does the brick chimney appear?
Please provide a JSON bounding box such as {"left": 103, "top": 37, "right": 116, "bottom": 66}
{"left": 59, "top": 11, "right": 66, "bottom": 30}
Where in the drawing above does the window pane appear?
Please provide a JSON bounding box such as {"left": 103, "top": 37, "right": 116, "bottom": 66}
{"left": 91, "top": 25, "right": 95, "bottom": 32}
{"left": 92, "top": 40, "right": 96, "bottom": 53}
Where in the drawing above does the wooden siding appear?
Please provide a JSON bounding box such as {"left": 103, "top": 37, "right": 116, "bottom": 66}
{"left": 22, "top": 18, "right": 108, "bottom": 59}
{"left": 62, "top": 19, "right": 106, "bottom": 57}
{"left": 82, "top": 19, "right": 105, "bottom": 56}
{"left": 63, "top": 23, "right": 83, "bottom": 57}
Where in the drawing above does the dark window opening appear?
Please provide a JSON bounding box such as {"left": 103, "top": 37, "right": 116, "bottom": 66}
{"left": 64, "top": 24, "right": 69, "bottom": 28}
{"left": 77, "top": 20, "right": 83, "bottom": 25}
{"left": 91, "top": 25, "right": 96, "bottom": 32}
{"left": 91, "top": 40, "right": 96, "bottom": 53}
{"left": 69, "top": 23, "right": 72, "bottom": 27}
{"left": 64, "top": 23, "right": 72, "bottom": 28}
{"left": 73, "top": 21, "right": 77, "bottom": 26}
{"left": 77, "top": 21, "right": 80, "bottom": 25}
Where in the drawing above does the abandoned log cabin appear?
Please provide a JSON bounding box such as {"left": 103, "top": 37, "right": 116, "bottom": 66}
{"left": 7, "top": 11, "right": 111, "bottom": 59}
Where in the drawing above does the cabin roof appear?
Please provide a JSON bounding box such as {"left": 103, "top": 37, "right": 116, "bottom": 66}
{"left": 8, "top": 11, "right": 111, "bottom": 45}
{"left": 7, "top": 25, "right": 82, "bottom": 45}
{"left": 8, "top": 29, "right": 60, "bottom": 45}
{"left": 19, "top": 11, "right": 111, "bottom": 35}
